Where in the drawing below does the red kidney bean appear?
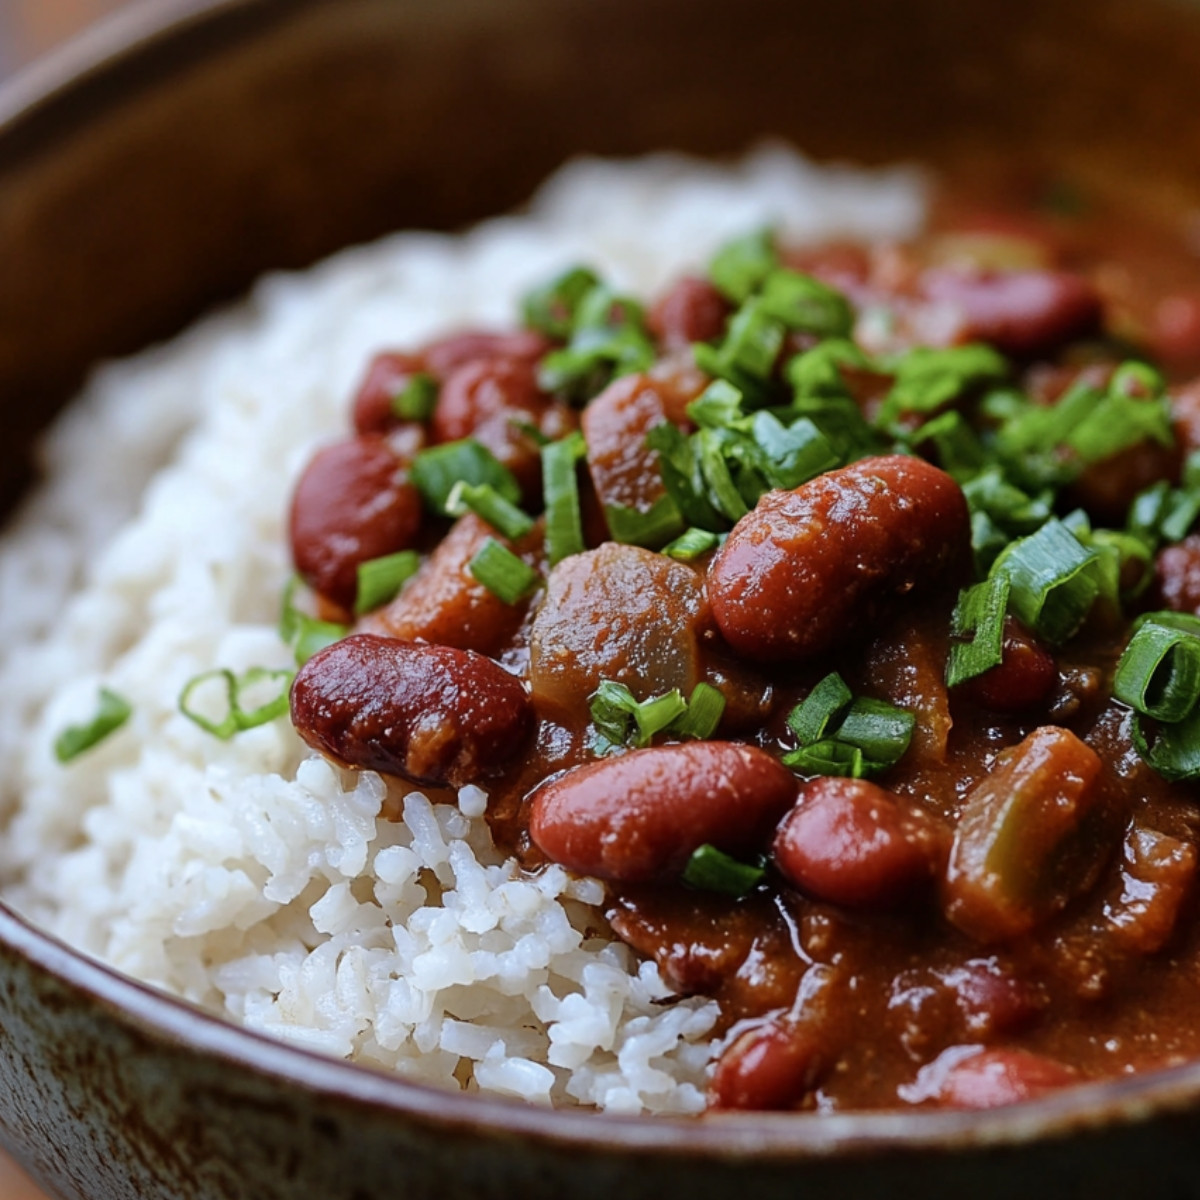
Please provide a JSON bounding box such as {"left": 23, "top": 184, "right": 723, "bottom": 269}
{"left": 1155, "top": 534, "right": 1200, "bottom": 616}
{"left": 708, "top": 1019, "right": 823, "bottom": 1111}
{"left": 647, "top": 276, "right": 731, "bottom": 349}
{"left": 939, "top": 960, "right": 1045, "bottom": 1038}
{"left": 431, "top": 357, "right": 548, "bottom": 444}
{"left": 582, "top": 374, "right": 691, "bottom": 535}
{"left": 772, "top": 778, "right": 945, "bottom": 908}
{"left": 925, "top": 1047, "right": 1077, "bottom": 1109}
{"left": 708, "top": 455, "right": 970, "bottom": 662}
{"left": 289, "top": 436, "right": 422, "bottom": 610}
{"left": 920, "top": 267, "right": 1101, "bottom": 356}
{"left": 290, "top": 633, "right": 532, "bottom": 788}
{"left": 370, "top": 512, "right": 543, "bottom": 657}
{"left": 956, "top": 616, "right": 1057, "bottom": 714}
{"left": 423, "top": 329, "right": 551, "bottom": 380}
{"left": 351, "top": 351, "right": 426, "bottom": 435}
{"left": 528, "top": 742, "right": 797, "bottom": 883}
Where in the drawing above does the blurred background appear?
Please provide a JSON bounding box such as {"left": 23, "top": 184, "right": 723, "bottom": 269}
{"left": 0, "top": 0, "right": 129, "bottom": 76}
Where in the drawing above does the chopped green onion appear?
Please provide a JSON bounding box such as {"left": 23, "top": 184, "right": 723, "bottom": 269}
{"left": 179, "top": 667, "right": 294, "bottom": 740}
{"left": 757, "top": 268, "right": 854, "bottom": 338}
{"left": 787, "top": 672, "right": 853, "bottom": 745}
{"left": 522, "top": 265, "right": 602, "bottom": 338}
{"left": 603, "top": 495, "right": 685, "bottom": 548}
{"left": 661, "top": 527, "right": 723, "bottom": 560}
{"left": 354, "top": 550, "right": 420, "bottom": 616}
{"left": 1129, "top": 708, "right": 1200, "bottom": 783}
{"left": 990, "top": 518, "right": 1103, "bottom": 645}
{"left": 709, "top": 228, "right": 778, "bottom": 304}
{"left": 411, "top": 439, "right": 521, "bottom": 516}
{"left": 716, "top": 298, "right": 787, "bottom": 379}
{"left": 696, "top": 429, "right": 750, "bottom": 522}
{"left": 670, "top": 682, "right": 727, "bottom": 740}
{"left": 445, "top": 480, "right": 535, "bottom": 541}
{"left": 750, "top": 412, "right": 839, "bottom": 490}
{"left": 54, "top": 687, "right": 132, "bottom": 763}
{"left": 646, "top": 422, "right": 726, "bottom": 531}
{"left": 682, "top": 844, "right": 765, "bottom": 896}
{"left": 785, "top": 337, "right": 872, "bottom": 398}
{"left": 782, "top": 672, "right": 912, "bottom": 778}
{"left": 589, "top": 680, "right": 687, "bottom": 751}
{"left": 946, "top": 575, "right": 1011, "bottom": 688}
{"left": 877, "top": 343, "right": 1007, "bottom": 426}
{"left": 1114, "top": 613, "right": 1200, "bottom": 724}
{"left": 542, "top": 431, "right": 587, "bottom": 565}
{"left": 467, "top": 538, "right": 540, "bottom": 605}
{"left": 389, "top": 372, "right": 438, "bottom": 422}
{"left": 835, "top": 698, "right": 915, "bottom": 768}
{"left": 279, "top": 577, "right": 349, "bottom": 666}
{"left": 686, "top": 380, "right": 747, "bottom": 430}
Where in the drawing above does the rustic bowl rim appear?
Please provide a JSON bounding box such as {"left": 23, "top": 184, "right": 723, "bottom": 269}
{"left": 4, "top": 0, "right": 1200, "bottom": 1167}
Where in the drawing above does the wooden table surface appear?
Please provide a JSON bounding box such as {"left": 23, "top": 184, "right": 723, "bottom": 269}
{"left": 0, "top": 3, "right": 134, "bottom": 1193}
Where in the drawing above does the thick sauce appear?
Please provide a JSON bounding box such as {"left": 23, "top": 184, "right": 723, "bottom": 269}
{"left": 285, "top": 176, "right": 1200, "bottom": 1113}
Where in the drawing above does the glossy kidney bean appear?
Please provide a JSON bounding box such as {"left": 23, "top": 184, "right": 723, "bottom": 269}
{"left": 1155, "top": 533, "right": 1200, "bottom": 615}
{"left": 708, "top": 455, "right": 970, "bottom": 662}
{"left": 528, "top": 742, "right": 797, "bottom": 882}
{"left": 956, "top": 616, "right": 1057, "bottom": 714}
{"left": 289, "top": 436, "right": 422, "bottom": 610}
{"left": 290, "top": 634, "right": 532, "bottom": 787}
{"left": 351, "top": 351, "right": 427, "bottom": 435}
{"left": 772, "top": 778, "right": 945, "bottom": 908}
{"left": 370, "top": 513, "right": 543, "bottom": 657}
{"left": 431, "top": 357, "right": 548, "bottom": 444}
{"left": 582, "top": 374, "right": 690, "bottom": 537}
{"left": 708, "top": 1019, "right": 823, "bottom": 1111}
{"left": 923, "top": 1046, "right": 1077, "bottom": 1109}
{"left": 920, "top": 267, "right": 1101, "bottom": 356}
{"left": 647, "top": 276, "right": 731, "bottom": 349}
{"left": 422, "top": 329, "right": 551, "bottom": 380}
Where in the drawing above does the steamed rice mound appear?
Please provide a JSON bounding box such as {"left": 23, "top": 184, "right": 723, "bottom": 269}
{"left": 0, "top": 150, "right": 924, "bottom": 1112}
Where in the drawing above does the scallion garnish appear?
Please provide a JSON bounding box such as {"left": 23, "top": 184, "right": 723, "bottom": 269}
{"left": 661, "top": 527, "right": 723, "bottom": 560}
{"left": 445, "top": 480, "right": 535, "bottom": 541}
{"left": 670, "top": 682, "right": 727, "bottom": 741}
{"left": 1115, "top": 613, "right": 1200, "bottom": 724}
{"left": 946, "top": 575, "right": 1011, "bottom": 688}
{"left": 541, "top": 431, "right": 587, "bottom": 565}
{"left": 757, "top": 268, "right": 854, "bottom": 338}
{"left": 782, "top": 672, "right": 912, "bottom": 778}
{"left": 521, "top": 265, "right": 602, "bottom": 339}
{"left": 990, "top": 518, "right": 1103, "bottom": 645}
{"left": 354, "top": 550, "right": 420, "bottom": 616}
{"left": 53, "top": 687, "right": 132, "bottom": 763}
{"left": 467, "top": 537, "right": 540, "bottom": 604}
{"left": 877, "top": 343, "right": 1007, "bottom": 427}
{"left": 588, "top": 679, "right": 727, "bottom": 752}
{"left": 681, "top": 844, "right": 765, "bottom": 896}
{"left": 708, "top": 228, "right": 778, "bottom": 304}
{"left": 279, "top": 577, "right": 349, "bottom": 665}
{"left": 389, "top": 372, "right": 438, "bottom": 421}
{"left": 603, "top": 495, "right": 685, "bottom": 548}
{"left": 410, "top": 439, "right": 522, "bottom": 516}
{"left": 179, "top": 667, "right": 294, "bottom": 740}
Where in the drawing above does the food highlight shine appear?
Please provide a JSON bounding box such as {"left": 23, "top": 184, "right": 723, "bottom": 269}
{"left": 6, "top": 148, "right": 1200, "bottom": 1114}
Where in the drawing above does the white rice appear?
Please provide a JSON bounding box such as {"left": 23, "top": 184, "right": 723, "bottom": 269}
{"left": 0, "top": 147, "right": 925, "bottom": 1112}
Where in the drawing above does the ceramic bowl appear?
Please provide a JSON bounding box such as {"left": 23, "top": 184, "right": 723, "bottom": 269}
{"left": 4, "top": 1, "right": 1200, "bottom": 1196}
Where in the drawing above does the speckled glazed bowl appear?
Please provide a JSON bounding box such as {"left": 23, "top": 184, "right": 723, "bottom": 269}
{"left": 5, "top": 2, "right": 1200, "bottom": 1197}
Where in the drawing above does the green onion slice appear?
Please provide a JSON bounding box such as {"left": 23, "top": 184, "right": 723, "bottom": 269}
{"left": 787, "top": 672, "right": 853, "bottom": 745}
{"left": 1130, "top": 709, "right": 1200, "bottom": 783}
{"left": 1114, "top": 613, "right": 1200, "bottom": 724}
{"left": 589, "top": 680, "right": 687, "bottom": 752}
{"left": 661, "top": 527, "right": 723, "bottom": 560}
{"left": 179, "top": 667, "right": 294, "bottom": 740}
{"left": 54, "top": 687, "right": 132, "bottom": 763}
{"left": 467, "top": 537, "right": 540, "bottom": 605}
{"left": 279, "top": 578, "right": 349, "bottom": 666}
{"left": 682, "top": 844, "right": 765, "bottom": 896}
{"left": 709, "top": 228, "right": 778, "bottom": 304}
{"left": 522, "top": 265, "right": 602, "bottom": 339}
{"left": 835, "top": 698, "right": 915, "bottom": 769}
{"left": 390, "top": 372, "right": 438, "bottom": 422}
{"left": 757, "top": 268, "right": 854, "bottom": 338}
{"left": 946, "top": 575, "right": 1011, "bottom": 688}
{"left": 542, "top": 431, "right": 587, "bottom": 565}
{"left": 354, "top": 550, "right": 420, "bottom": 616}
{"left": 445, "top": 480, "right": 535, "bottom": 541}
{"left": 670, "top": 682, "right": 727, "bottom": 741}
{"left": 603, "top": 495, "right": 685, "bottom": 548}
{"left": 990, "top": 519, "right": 1103, "bottom": 645}
{"left": 411, "top": 439, "right": 522, "bottom": 516}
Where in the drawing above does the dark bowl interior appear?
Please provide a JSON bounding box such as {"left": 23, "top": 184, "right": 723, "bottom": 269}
{"left": 4, "top": 1, "right": 1200, "bottom": 1197}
